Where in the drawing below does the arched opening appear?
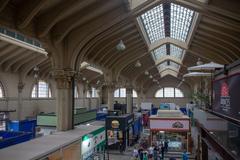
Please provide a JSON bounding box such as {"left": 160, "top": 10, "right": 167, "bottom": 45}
{"left": 31, "top": 80, "right": 52, "bottom": 98}
{"left": 155, "top": 87, "right": 184, "bottom": 98}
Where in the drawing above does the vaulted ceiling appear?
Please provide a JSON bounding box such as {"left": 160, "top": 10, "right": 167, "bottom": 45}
{"left": 0, "top": 0, "right": 239, "bottom": 91}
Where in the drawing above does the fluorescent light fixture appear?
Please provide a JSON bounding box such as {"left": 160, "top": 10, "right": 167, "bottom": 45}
{"left": 116, "top": 40, "right": 126, "bottom": 51}
{"left": 135, "top": 60, "right": 142, "bottom": 67}
{"left": 86, "top": 66, "right": 103, "bottom": 75}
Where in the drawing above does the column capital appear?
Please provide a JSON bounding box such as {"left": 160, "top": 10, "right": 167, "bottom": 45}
{"left": 52, "top": 69, "right": 75, "bottom": 89}
{"left": 104, "top": 81, "right": 116, "bottom": 90}
{"left": 18, "top": 81, "right": 25, "bottom": 93}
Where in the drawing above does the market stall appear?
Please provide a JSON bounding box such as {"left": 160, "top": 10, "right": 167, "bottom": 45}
{"left": 105, "top": 114, "right": 134, "bottom": 150}
{"left": 149, "top": 110, "right": 191, "bottom": 152}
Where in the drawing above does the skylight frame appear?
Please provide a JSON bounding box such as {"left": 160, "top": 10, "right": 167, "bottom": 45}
{"left": 170, "top": 44, "right": 184, "bottom": 60}
{"left": 140, "top": 4, "right": 165, "bottom": 44}
{"left": 152, "top": 44, "right": 166, "bottom": 61}
{"left": 170, "top": 3, "right": 194, "bottom": 42}
{"left": 158, "top": 60, "right": 180, "bottom": 71}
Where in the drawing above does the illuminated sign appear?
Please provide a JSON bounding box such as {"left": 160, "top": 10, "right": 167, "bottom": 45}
{"left": 111, "top": 120, "right": 120, "bottom": 129}
{"left": 220, "top": 82, "right": 230, "bottom": 112}
{"left": 81, "top": 129, "right": 105, "bottom": 160}
{"left": 150, "top": 119, "right": 190, "bottom": 131}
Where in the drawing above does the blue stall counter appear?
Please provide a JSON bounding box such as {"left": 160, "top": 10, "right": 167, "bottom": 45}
{"left": 0, "top": 131, "right": 33, "bottom": 149}
{"left": 7, "top": 119, "right": 36, "bottom": 138}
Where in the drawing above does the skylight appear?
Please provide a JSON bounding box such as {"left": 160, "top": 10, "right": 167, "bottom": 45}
{"left": 158, "top": 61, "right": 180, "bottom": 70}
{"left": 139, "top": 3, "right": 195, "bottom": 43}
{"left": 170, "top": 3, "right": 194, "bottom": 41}
{"left": 151, "top": 44, "right": 184, "bottom": 61}
{"left": 152, "top": 45, "right": 166, "bottom": 60}
{"left": 170, "top": 44, "right": 184, "bottom": 59}
{"left": 140, "top": 4, "right": 165, "bottom": 43}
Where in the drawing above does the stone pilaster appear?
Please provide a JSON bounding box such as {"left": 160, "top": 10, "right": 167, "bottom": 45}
{"left": 126, "top": 86, "right": 133, "bottom": 113}
{"left": 52, "top": 69, "right": 75, "bottom": 131}
{"left": 17, "top": 81, "right": 25, "bottom": 120}
{"left": 105, "top": 82, "right": 115, "bottom": 110}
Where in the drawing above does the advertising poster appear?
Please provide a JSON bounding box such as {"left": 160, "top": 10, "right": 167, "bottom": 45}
{"left": 213, "top": 74, "right": 240, "bottom": 122}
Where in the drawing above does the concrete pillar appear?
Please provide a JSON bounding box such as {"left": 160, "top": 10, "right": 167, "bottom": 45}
{"left": 107, "top": 84, "right": 114, "bottom": 110}
{"left": 97, "top": 86, "right": 102, "bottom": 106}
{"left": 88, "top": 86, "right": 92, "bottom": 110}
{"left": 17, "top": 81, "right": 25, "bottom": 120}
{"left": 126, "top": 87, "right": 133, "bottom": 113}
{"left": 83, "top": 83, "right": 87, "bottom": 109}
{"left": 53, "top": 70, "right": 74, "bottom": 131}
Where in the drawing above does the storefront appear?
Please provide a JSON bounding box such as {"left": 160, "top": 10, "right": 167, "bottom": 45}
{"left": 149, "top": 110, "right": 191, "bottom": 152}
{"left": 105, "top": 114, "right": 134, "bottom": 150}
{"left": 81, "top": 126, "right": 106, "bottom": 160}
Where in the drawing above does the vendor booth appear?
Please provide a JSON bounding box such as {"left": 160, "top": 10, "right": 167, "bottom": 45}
{"left": 105, "top": 114, "right": 134, "bottom": 150}
{"left": 149, "top": 110, "right": 191, "bottom": 152}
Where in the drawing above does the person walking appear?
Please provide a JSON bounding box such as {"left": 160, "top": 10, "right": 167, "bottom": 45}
{"left": 148, "top": 146, "right": 154, "bottom": 160}
{"left": 132, "top": 147, "right": 138, "bottom": 160}
{"left": 182, "top": 151, "right": 189, "bottom": 160}
{"left": 160, "top": 144, "right": 165, "bottom": 160}
{"left": 153, "top": 146, "right": 158, "bottom": 160}
{"left": 164, "top": 140, "right": 169, "bottom": 153}
{"left": 139, "top": 147, "right": 144, "bottom": 160}
{"left": 143, "top": 151, "right": 148, "bottom": 160}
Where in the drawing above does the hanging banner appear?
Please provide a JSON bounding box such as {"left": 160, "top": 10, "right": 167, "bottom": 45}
{"left": 213, "top": 73, "right": 240, "bottom": 122}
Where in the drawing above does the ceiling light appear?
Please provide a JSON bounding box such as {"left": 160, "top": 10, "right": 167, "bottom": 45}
{"left": 149, "top": 75, "right": 153, "bottom": 79}
{"left": 196, "top": 58, "right": 203, "bottom": 65}
{"left": 33, "top": 66, "right": 39, "bottom": 72}
{"left": 116, "top": 40, "right": 126, "bottom": 51}
{"left": 135, "top": 60, "right": 142, "bottom": 67}
{"left": 96, "top": 80, "right": 100, "bottom": 84}
{"left": 144, "top": 71, "right": 149, "bottom": 75}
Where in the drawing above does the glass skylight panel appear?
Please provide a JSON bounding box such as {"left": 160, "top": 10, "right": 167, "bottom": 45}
{"left": 170, "top": 44, "right": 183, "bottom": 59}
{"left": 169, "top": 61, "right": 180, "bottom": 69}
{"left": 141, "top": 4, "right": 165, "bottom": 43}
{"left": 170, "top": 3, "right": 194, "bottom": 41}
{"left": 158, "top": 61, "right": 168, "bottom": 70}
{"left": 152, "top": 45, "right": 166, "bottom": 60}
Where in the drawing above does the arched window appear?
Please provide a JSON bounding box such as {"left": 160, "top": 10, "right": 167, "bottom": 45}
{"left": 133, "top": 90, "right": 138, "bottom": 98}
{"left": 31, "top": 80, "right": 52, "bottom": 98}
{"left": 155, "top": 88, "right": 164, "bottom": 98}
{"left": 175, "top": 88, "right": 184, "bottom": 97}
{"left": 87, "top": 87, "right": 99, "bottom": 98}
{"left": 114, "top": 88, "right": 138, "bottom": 98}
{"left": 155, "top": 87, "right": 184, "bottom": 98}
{"left": 0, "top": 82, "right": 5, "bottom": 98}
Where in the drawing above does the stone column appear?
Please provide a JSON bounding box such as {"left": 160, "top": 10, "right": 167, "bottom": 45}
{"left": 88, "top": 86, "right": 92, "bottom": 110}
{"left": 53, "top": 69, "right": 75, "bottom": 131}
{"left": 17, "top": 81, "right": 25, "bottom": 120}
{"left": 97, "top": 86, "right": 102, "bottom": 107}
{"left": 126, "top": 87, "right": 133, "bottom": 113}
{"left": 106, "top": 84, "right": 114, "bottom": 110}
{"left": 136, "top": 88, "right": 143, "bottom": 111}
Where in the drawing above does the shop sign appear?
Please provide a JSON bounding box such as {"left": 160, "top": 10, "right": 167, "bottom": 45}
{"left": 172, "top": 121, "right": 184, "bottom": 128}
{"left": 111, "top": 120, "right": 120, "bottom": 129}
{"left": 150, "top": 119, "right": 190, "bottom": 131}
{"left": 81, "top": 130, "right": 105, "bottom": 160}
{"left": 143, "top": 129, "right": 150, "bottom": 136}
